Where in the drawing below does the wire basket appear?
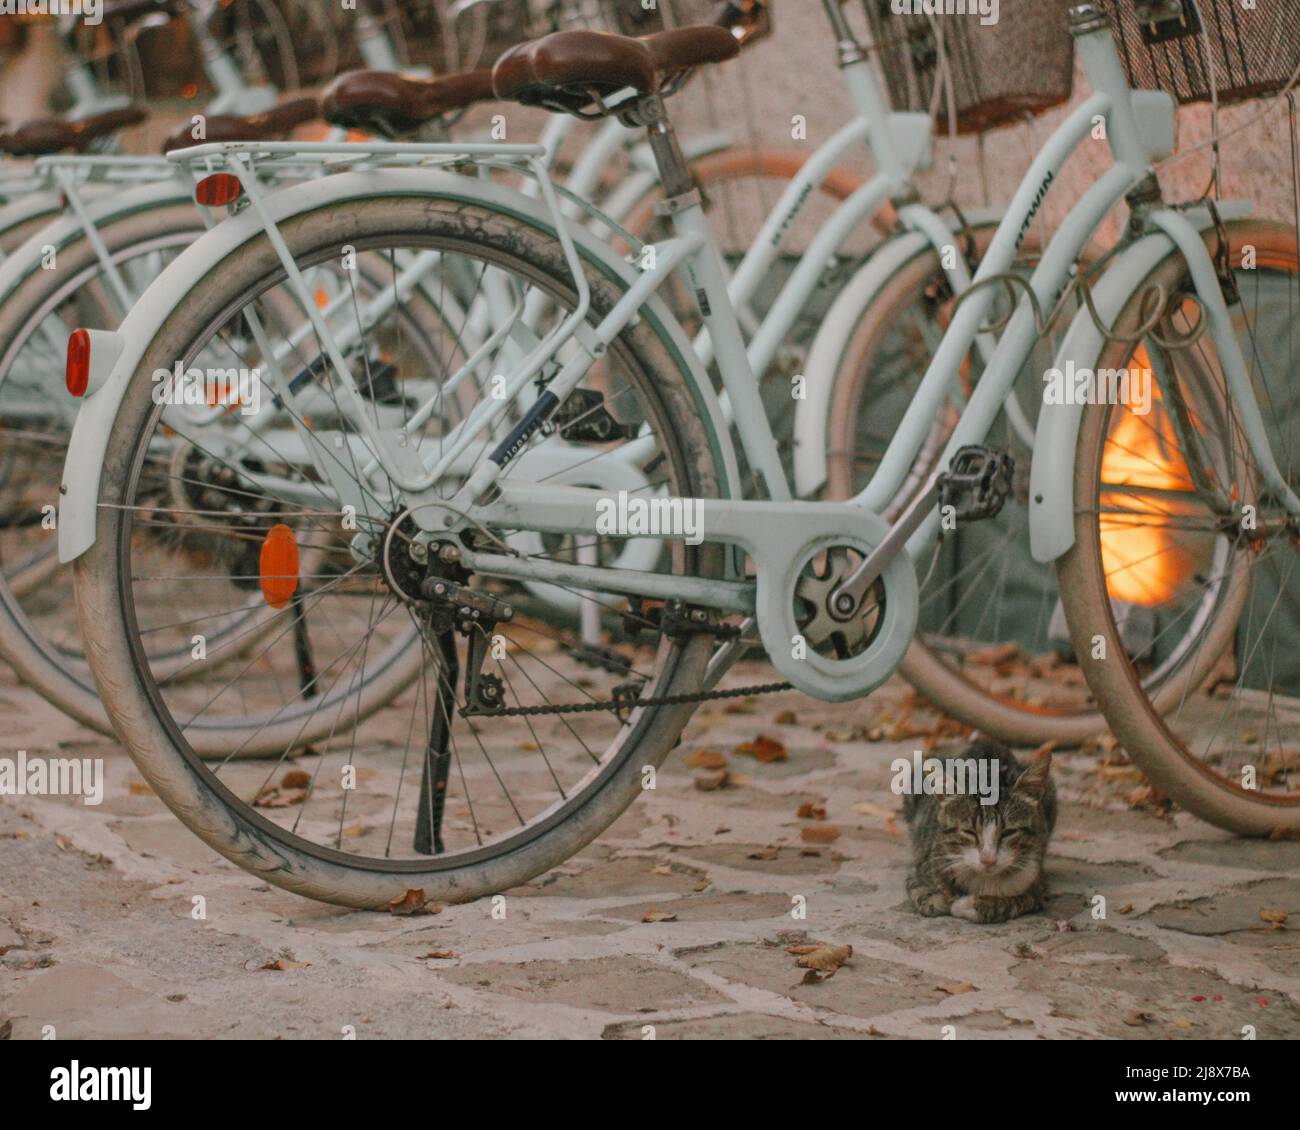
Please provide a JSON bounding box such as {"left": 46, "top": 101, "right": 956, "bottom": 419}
{"left": 1100, "top": 0, "right": 1300, "bottom": 106}
{"left": 863, "top": 0, "right": 1076, "bottom": 135}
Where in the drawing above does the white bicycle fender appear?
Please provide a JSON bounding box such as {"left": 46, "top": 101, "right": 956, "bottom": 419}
{"left": 0, "top": 191, "right": 63, "bottom": 252}
{"left": 58, "top": 167, "right": 741, "bottom": 563}
{"left": 0, "top": 179, "right": 195, "bottom": 309}
{"left": 1028, "top": 200, "right": 1253, "bottom": 564}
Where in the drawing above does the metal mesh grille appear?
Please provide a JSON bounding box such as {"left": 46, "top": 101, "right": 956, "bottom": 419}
{"left": 863, "top": 0, "right": 1076, "bottom": 135}
{"left": 1100, "top": 0, "right": 1300, "bottom": 106}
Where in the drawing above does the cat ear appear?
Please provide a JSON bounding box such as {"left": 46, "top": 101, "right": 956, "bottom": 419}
{"left": 1016, "top": 751, "right": 1052, "bottom": 801}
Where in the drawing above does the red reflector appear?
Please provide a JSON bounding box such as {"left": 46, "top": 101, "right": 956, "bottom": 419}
{"left": 66, "top": 328, "right": 91, "bottom": 397}
{"left": 259, "top": 523, "right": 300, "bottom": 609}
{"left": 194, "top": 172, "right": 244, "bottom": 207}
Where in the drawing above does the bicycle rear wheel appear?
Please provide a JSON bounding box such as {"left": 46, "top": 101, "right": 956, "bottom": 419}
{"left": 73, "top": 189, "right": 725, "bottom": 906}
{"left": 0, "top": 203, "right": 207, "bottom": 728}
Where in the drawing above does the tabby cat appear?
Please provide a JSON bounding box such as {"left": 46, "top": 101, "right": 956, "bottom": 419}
{"left": 903, "top": 741, "right": 1055, "bottom": 924}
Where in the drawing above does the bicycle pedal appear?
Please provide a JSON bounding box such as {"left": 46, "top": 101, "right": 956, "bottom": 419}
{"left": 939, "top": 445, "right": 1015, "bottom": 522}
{"left": 552, "top": 387, "right": 638, "bottom": 444}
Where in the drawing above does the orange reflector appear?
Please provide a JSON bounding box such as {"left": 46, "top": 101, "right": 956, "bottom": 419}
{"left": 194, "top": 172, "right": 244, "bottom": 208}
{"left": 66, "top": 328, "right": 91, "bottom": 397}
{"left": 315, "top": 287, "right": 330, "bottom": 309}
{"left": 259, "top": 523, "right": 299, "bottom": 609}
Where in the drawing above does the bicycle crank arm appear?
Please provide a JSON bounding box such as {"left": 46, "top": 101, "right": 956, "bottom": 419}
{"left": 827, "top": 476, "right": 943, "bottom": 619}
{"left": 829, "top": 445, "right": 1014, "bottom": 617}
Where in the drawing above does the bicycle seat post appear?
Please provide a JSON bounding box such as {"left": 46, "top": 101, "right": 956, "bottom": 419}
{"left": 623, "top": 92, "right": 695, "bottom": 204}
{"left": 620, "top": 89, "right": 791, "bottom": 500}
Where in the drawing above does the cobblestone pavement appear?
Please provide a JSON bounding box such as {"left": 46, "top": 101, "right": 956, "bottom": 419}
{"left": 2, "top": 662, "right": 1298, "bottom": 1041}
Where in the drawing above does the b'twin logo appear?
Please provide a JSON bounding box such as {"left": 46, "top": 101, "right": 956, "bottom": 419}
{"left": 49, "top": 1061, "right": 151, "bottom": 1110}
{"left": 1015, "top": 170, "right": 1053, "bottom": 250}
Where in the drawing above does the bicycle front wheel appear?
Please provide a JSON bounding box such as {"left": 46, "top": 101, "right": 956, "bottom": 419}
{"left": 1057, "top": 220, "right": 1300, "bottom": 834}
{"left": 823, "top": 225, "right": 1111, "bottom": 745}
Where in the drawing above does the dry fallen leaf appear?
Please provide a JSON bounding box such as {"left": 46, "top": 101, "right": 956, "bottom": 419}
{"left": 281, "top": 769, "right": 312, "bottom": 790}
{"left": 969, "top": 642, "right": 1021, "bottom": 667}
{"left": 747, "top": 848, "right": 780, "bottom": 861}
{"left": 693, "top": 769, "right": 731, "bottom": 791}
{"left": 736, "top": 735, "right": 787, "bottom": 763}
{"left": 1123, "top": 1009, "right": 1153, "bottom": 1027}
{"left": 54, "top": 834, "right": 72, "bottom": 852}
{"left": 788, "top": 943, "right": 852, "bottom": 976}
{"left": 260, "top": 958, "right": 311, "bottom": 971}
{"left": 387, "top": 888, "right": 440, "bottom": 916}
{"left": 774, "top": 710, "right": 798, "bottom": 725}
{"left": 127, "top": 781, "right": 154, "bottom": 797}
{"left": 253, "top": 785, "right": 307, "bottom": 809}
{"left": 800, "top": 824, "right": 841, "bottom": 844}
{"left": 687, "top": 749, "right": 727, "bottom": 770}
{"left": 651, "top": 864, "right": 674, "bottom": 876}
{"left": 641, "top": 908, "right": 678, "bottom": 923}
{"left": 851, "top": 801, "right": 898, "bottom": 822}
{"left": 796, "top": 801, "right": 827, "bottom": 820}
{"left": 1260, "top": 908, "right": 1289, "bottom": 926}
{"left": 936, "top": 980, "right": 977, "bottom": 995}
{"left": 422, "top": 950, "right": 456, "bottom": 960}
{"left": 1117, "top": 903, "right": 1135, "bottom": 915}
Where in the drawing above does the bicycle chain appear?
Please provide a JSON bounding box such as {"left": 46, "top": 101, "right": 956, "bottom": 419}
{"left": 463, "top": 679, "right": 793, "bottom": 719}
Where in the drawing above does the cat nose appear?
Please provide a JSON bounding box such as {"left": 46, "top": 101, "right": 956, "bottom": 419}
{"left": 978, "top": 850, "right": 997, "bottom": 868}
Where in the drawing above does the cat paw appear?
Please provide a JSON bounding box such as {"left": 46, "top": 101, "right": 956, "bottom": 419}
{"left": 949, "top": 895, "right": 980, "bottom": 922}
{"left": 908, "top": 887, "right": 953, "bottom": 917}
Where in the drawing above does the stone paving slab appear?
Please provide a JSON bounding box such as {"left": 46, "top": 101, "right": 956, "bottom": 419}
{"left": 2, "top": 664, "right": 1298, "bottom": 1041}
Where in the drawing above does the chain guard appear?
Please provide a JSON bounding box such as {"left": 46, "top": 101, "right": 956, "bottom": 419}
{"left": 755, "top": 517, "right": 917, "bottom": 703}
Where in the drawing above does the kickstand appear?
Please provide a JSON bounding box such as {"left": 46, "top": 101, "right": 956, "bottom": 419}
{"left": 290, "top": 594, "right": 318, "bottom": 698}
{"left": 414, "top": 628, "right": 459, "bottom": 855}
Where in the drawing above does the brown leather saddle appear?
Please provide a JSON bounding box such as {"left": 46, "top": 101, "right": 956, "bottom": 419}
{"left": 0, "top": 107, "right": 147, "bottom": 157}
{"left": 320, "top": 70, "right": 497, "bottom": 137}
{"left": 161, "top": 97, "right": 319, "bottom": 153}
{"left": 319, "top": 22, "right": 739, "bottom": 136}
{"left": 492, "top": 26, "right": 740, "bottom": 114}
